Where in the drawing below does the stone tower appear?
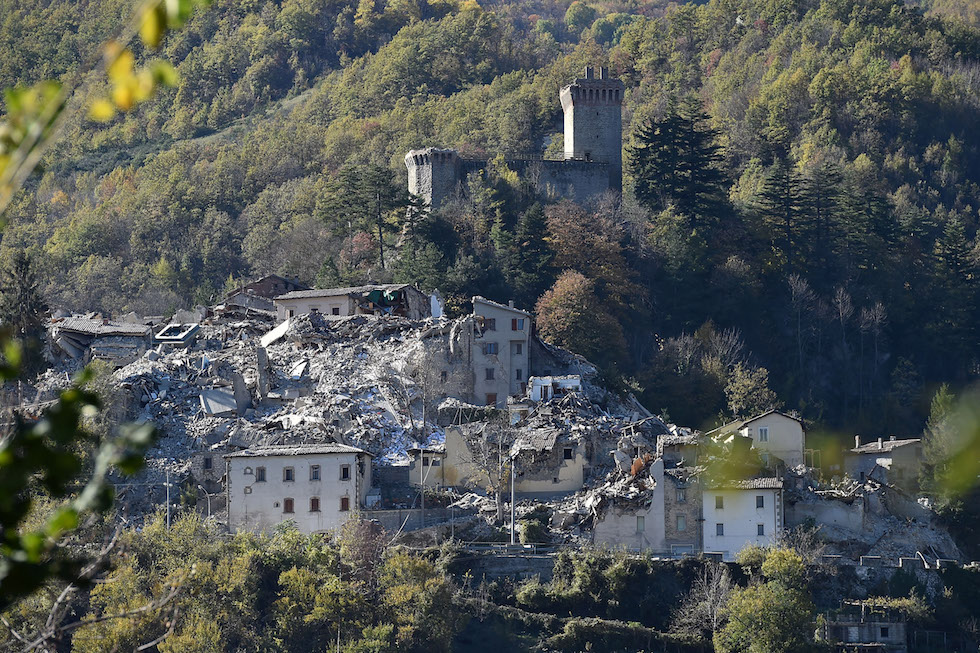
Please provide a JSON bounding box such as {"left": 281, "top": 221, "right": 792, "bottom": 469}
{"left": 404, "top": 147, "right": 461, "bottom": 211}
{"left": 559, "top": 66, "right": 625, "bottom": 190}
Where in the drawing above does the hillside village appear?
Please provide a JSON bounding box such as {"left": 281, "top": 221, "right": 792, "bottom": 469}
{"left": 32, "top": 275, "right": 962, "bottom": 572}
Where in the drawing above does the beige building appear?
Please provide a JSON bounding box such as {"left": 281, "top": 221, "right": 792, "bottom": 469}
{"left": 592, "top": 459, "right": 667, "bottom": 552}
{"left": 709, "top": 410, "right": 806, "bottom": 468}
{"left": 845, "top": 436, "right": 923, "bottom": 491}
{"left": 225, "top": 444, "right": 372, "bottom": 534}
{"left": 472, "top": 296, "right": 531, "bottom": 408}
{"left": 273, "top": 284, "right": 430, "bottom": 321}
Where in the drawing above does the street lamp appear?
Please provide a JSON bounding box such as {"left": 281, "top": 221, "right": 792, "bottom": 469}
{"left": 197, "top": 484, "right": 213, "bottom": 519}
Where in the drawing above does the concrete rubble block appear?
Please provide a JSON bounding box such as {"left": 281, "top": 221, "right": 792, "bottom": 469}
{"left": 200, "top": 388, "right": 238, "bottom": 417}
{"left": 612, "top": 449, "right": 632, "bottom": 473}
{"left": 230, "top": 371, "right": 252, "bottom": 413}
{"left": 260, "top": 319, "right": 290, "bottom": 348}
{"left": 256, "top": 346, "right": 270, "bottom": 399}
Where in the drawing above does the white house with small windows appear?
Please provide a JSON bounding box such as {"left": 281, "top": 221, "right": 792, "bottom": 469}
{"left": 702, "top": 478, "right": 783, "bottom": 560}
{"left": 224, "top": 444, "right": 372, "bottom": 534}
{"left": 708, "top": 411, "right": 806, "bottom": 468}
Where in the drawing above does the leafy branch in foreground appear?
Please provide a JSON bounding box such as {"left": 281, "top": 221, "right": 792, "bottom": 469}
{"left": 0, "top": 343, "right": 157, "bottom": 613}
{"left": 0, "top": 0, "right": 212, "bottom": 220}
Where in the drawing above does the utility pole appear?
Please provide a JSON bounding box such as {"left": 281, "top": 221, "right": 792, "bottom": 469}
{"left": 165, "top": 467, "right": 171, "bottom": 529}
{"left": 510, "top": 455, "right": 516, "bottom": 545}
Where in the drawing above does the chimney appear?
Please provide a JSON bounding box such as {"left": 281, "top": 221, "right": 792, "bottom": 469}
{"left": 599, "top": 66, "right": 609, "bottom": 79}
{"left": 877, "top": 437, "right": 883, "bottom": 449}
{"left": 584, "top": 66, "right": 594, "bottom": 79}
{"left": 855, "top": 435, "right": 861, "bottom": 448}
{"left": 508, "top": 300, "right": 514, "bottom": 308}
{"left": 889, "top": 435, "right": 896, "bottom": 441}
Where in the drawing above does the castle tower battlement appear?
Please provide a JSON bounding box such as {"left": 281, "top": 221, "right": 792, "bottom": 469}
{"left": 406, "top": 67, "right": 624, "bottom": 210}
{"left": 560, "top": 66, "right": 624, "bottom": 190}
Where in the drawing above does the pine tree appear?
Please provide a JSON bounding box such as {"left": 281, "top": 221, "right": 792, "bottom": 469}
{"left": 0, "top": 251, "right": 49, "bottom": 372}
{"left": 758, "top": 158, "right": 808, "bottom": 273}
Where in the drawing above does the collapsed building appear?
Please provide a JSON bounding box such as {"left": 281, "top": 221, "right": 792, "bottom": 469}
{"left": 273, "top": 284, "right": 431, "bottom": 322}
{"left": 48, "top": 314, "right": 152, "bottom": 366}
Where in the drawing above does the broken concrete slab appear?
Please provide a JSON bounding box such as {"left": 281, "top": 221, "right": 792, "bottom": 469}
{"left": 260, "top": 319, "right": 290, "bottom": 347}
{"left": 200, "top": 388, "right": 237, "bottom": 417}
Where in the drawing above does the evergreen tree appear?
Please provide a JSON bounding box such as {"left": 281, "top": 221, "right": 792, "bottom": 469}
{"left": 800, "top": 161, "right": 842, "bottom": 285}
{"left": 0, "top": 251, "right": 48, "bottom": 372}
{"left": 758, "top": 158, "right": 808, "bottom": 273}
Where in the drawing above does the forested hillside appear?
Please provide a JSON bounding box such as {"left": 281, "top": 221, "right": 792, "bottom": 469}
{"left": 2, "top": 0, "right": 980, "bottom": 437}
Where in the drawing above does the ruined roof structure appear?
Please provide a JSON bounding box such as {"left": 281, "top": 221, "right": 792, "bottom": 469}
{"left": 406, "top": 66, "right": 624, "bottom": 210}
{"left": 274, "top": 284, "right": 410, "bottom": 301}
{"left": 707, "top": 409, "right": 804, "bottom": 437}
{"left": 850, "top": 437, "right": 922, "bottom": 454}
{"left": 225, "top": 443, "right": 371, "bottom": 458}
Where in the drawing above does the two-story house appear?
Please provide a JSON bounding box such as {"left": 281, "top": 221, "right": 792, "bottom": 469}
{"left": 225, "top": 444, "right": 373, "bottom": 534}
{"left": 273, "top": 284, "right": 430, "bottom": 321}
{"left": 702, "top": 477, "right": 784, "bottom": 560}
{"left": 709, "top": 410, "right": 806, "bottom": 468}
{"left": 472, "top": 296, "right": 531, "bottom": 408}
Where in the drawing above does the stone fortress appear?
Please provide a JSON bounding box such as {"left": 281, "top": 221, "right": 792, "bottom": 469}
{"left": 405, "top": 66, "right": 625, "bottom": 210}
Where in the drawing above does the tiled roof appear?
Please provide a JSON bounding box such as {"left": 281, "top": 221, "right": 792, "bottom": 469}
{"left": 851, "top": 438, "right": 921, "bottom": 454}
{"left": 708, "top": 477, "right": 784, "bottom": 490}
{"left": 707, "top": 410, "right": 803, "bottom": 436}
{"left": 54, "top": 317, "right": 150, "bottom": 337}
{"left": 472, "top": 295, "right": 531, "bottom": 317}
{"left": 224, "top": 444, "right": 370, "bottom": 458}
{"left": 275, "top": 284, "right": 409, "bottom": 301}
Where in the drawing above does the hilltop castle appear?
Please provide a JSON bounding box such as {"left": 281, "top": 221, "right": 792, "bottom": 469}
{"left": 405, "top": 67, "right": 625, "bottom": 210}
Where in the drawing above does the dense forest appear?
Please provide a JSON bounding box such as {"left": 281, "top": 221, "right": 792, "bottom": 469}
{"left": 2, "top": 0, "right": 980, "bottom": 437}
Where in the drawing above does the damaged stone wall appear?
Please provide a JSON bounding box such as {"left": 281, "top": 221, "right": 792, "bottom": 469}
{"left": 663, "top": 470, "right": 701, "bottom": 553}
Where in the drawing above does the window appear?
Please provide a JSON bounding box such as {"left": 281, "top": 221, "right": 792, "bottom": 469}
{"left": 636, "top": 516, "right": 645, "bottom": 532}
{"left": 310, "top": 307, "right": 319, "bottom": 313}
{"left": 340, "top": 464, "right": 351, "bottom": 481}
{"left": 440, "top": 370, "right": 448, "bottom": 383}
{"left": 310, "top": 465, "right": 320, "bottom": 481}
{"left": 880, "top": 627, "right": 889, "bottom": 639}
{"left": 203, "top": 457, "right": 212, "bottom": 470}
{"left": 716, "top": 523, "right": 725, "bottom": 536}
{"left": 485, "top": 368, "right": 495, "bottom": 380}
{"left": 757, "top": 524, "right": 765, "bottom": 536}
{"left": 677, "top": 515, "right": 687, "bottom": 531}
{"left": 516, "top": 368, "right": 523, "bottom": 380}
{"left": 283, "top": 498, "right": 294, "bottom": 513}
{"left": 431, "top": 458, "right": 441, "bottom": 467}
{"left": 761, "top": 452, "right": 771, "bottom": 466}
{"left": 283, "top": 467, "right": 294, "bottom": 482}
{"left": 484, "top": 318, "right": 496, "bottom": 330}
{"left": 483, "top": 342, "right": 498, "bottom": 355}
{"left": 332, "top": 307, "right": 340, "bottom": 315}
{"left": 422, "top": 457, "right": 430, "bottom": 467}
{"left": 715, "top": 496, "right": 724, "bottom": 509}
{"left": 552, "top": 477, "right": 560, "bottom": 484}
{"left": 563, "top": 447, "right": 574, "bottom": 460}
{"left": 256, "top": 467, "right": 266, "bottom": 482}
{"left": 340, "top": 496, "right": 350, "bottom": 512}
{"left": 288, "top": 309, "right": 295, "bottom": 317}
{"left": 676, "top": 488, "right": 687, "bottom": 503}
{"left": 310, "top": 497, "right": 320, "bottom": 512}
{"left": 512, "top": 318, "right": 525, "bottom": 330}
{"left": 512, "top": 342, "right": 523, "bottom": 355}
{"left": 486, "top": 393, "right": 497, "bottom": 405}
{"left": 756, "top": 495, "right": 765, "bottom": 509}
{"left": 758, "top": 427, "right": 769, "bottom": 442}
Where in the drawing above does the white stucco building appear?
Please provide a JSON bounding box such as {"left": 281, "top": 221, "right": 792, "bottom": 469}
{"left": 702, "top": 478, "right": 784, "bottom": 560}
{"left": 225, "top": 444, "right": 373, "bottom": 534}
{"left": 709, "top": 410, "right": 806, "bottom": 468}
